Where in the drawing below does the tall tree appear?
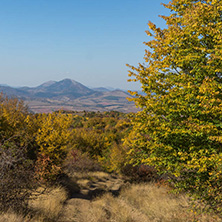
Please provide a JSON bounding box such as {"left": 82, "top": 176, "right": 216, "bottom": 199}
{"left": 127, "top": 0, "right": 222, "bottom": 213}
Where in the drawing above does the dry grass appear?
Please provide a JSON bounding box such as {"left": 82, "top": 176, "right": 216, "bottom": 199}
{"left": 119, "top": 183, "right": 221, "bottom": 222}
{"left": 94, "top": 193, "right": 137, "bottom": 222}
{"left": 0, "top": 211, "right": 29, "bottom": 222}
{"left": 71, "top": 171, "right": 111, "bottom": 180}
{"left": 1, "top": 179, "right": 221, "bottom": 222}
{"left": 28, "top": 186, "right": 68, "bottom": 221}
{"left": 65, "top": 193, "right": 135, "bottom": 222}
{"left": 120, "top": 183, "right": 189, "bottom": 221}
{"left": 0, "top": 185, "right": 68, "bottom": 222}
{"left": 61, "top": 182, "right": 221, "bottom": 222}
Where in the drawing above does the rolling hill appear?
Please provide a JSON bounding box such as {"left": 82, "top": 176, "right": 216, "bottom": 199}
{"left": 0, "top": 79, "right": 137, "bottom": 113}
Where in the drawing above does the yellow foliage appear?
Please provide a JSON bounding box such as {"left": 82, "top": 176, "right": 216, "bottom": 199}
{"left": 126, "top": 0, "right": 222, "bottom": 214}
{"left": 36, "top": 112, "right": 72, "bottom": 163}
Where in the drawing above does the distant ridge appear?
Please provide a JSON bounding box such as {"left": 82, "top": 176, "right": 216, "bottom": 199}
{"left": 0, "top": 78, "right": 137, "bottom": 113}
{"left": 37, "top": 80, "right": 56, "bottom": 88}
{"left": 1, "top": 79, "right": 93, "bottom": 100}
{"left": 91, "top": 87, "right": 111, "bottom": 92}
{"left": 0, "top": 84, "right": 10, "bottom": 87}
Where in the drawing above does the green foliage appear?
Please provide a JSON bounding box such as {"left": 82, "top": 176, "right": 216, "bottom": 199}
{"left": 127, "top": 0, "right": 222, "bottom": 214}
{"left": 100, "top": 143, "right": 126, "bottom": 173}
{"left": 72, "top": 128, "right": 108, "bottom": 157}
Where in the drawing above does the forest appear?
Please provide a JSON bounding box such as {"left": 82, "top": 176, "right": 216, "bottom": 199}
{"left": 1, "top": 0, "right": 222, "bottom": 221}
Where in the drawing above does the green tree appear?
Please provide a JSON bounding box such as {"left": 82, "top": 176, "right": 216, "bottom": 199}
{"left": 127, "top": 0, "right": 222, "bottom": 213}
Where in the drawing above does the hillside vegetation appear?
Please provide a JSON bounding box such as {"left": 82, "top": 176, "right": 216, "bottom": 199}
{"left": 0, "top": 93, "right": 221, "bottom": 221}
{"left": 1, "top": 0, "right": 222, "bottom": 221}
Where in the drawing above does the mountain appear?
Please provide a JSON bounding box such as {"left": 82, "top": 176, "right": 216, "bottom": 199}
{"left": 0, "top": 79, "right": 137, "bottom": 113}
{"left": 37, "top": 80, "right": 56, "bottom": 88}
{"left": 17, "top": 79, "right": 93, "bottom": 100}
{"left": 91, "top": 87, "right": 111, "bottom": 92}
{"left": 0, "top": 84, "right": 10, "bottom": 87}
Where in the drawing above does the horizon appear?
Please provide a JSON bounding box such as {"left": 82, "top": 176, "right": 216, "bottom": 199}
{"left": 0, "top": 77, "right": 138, "bottom": 91}
{"left": 0, "top": 0, "right": 170, "bottom": 90}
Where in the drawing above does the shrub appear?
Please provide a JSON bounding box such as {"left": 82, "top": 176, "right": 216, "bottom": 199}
{"left": 64, "top": 149, "right": 101, "bottom": 173}
{"left": 121, "top": 164, "right": 160, "bottom": 183}
{"left": 0, "top": 141, "right": 34, "bottom": 213}
{"left": 35, "top": 112, "right": 73, "bottom": 182}
{"left": 0, "top": 94, "right": 37, "bottom": 213}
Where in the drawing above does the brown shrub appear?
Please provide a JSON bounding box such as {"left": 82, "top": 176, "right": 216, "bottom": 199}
{"left": 0, "top": 141, "right": 35, "bottom": 213}
{"left": 64, "top": 149, "right": 102, "bottom": 174}
{"left": 121, "top": 164, "right": 162, "bottom": 183}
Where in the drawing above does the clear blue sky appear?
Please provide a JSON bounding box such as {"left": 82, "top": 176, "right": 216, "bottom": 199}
{"left": 0, "top": 0, "right": 169, "bottom": 90}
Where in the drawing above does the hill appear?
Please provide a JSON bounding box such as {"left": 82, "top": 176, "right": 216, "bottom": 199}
{"left": 0, "top": 79, "right": 137, "bottom": 113}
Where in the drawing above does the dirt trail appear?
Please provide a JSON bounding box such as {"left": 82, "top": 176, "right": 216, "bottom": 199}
{"left": 58, "top": 172, "right": 126, "bottom": 222}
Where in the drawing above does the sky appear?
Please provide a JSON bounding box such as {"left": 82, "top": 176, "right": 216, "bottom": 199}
{"left": 0, "top": 0, "right": 170, "bottom": 90}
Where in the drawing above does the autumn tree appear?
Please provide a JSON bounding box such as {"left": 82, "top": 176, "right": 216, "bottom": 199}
{"left": 0, "top": 93, "right": 29, "bottom": 143}
{"left": 127, "top": 0, "right": 222, "bottom": 213}
{"left": 35, "top": 112, "right": 73, "bottom": 181}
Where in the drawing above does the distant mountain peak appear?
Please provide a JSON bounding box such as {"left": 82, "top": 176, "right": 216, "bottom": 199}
{"left": 33, "top": 78, "right": 94, "bottom": 99}
{"left": 37, "top": 80, "right": 56, "bottom": 88}
{"left": 0, "top": 78, "right": 137, "bottom": 113}
{"left": 57, "top": 78, "right": 80, "bottom": 86}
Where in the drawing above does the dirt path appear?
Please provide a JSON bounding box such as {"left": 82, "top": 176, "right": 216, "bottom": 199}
{"left": 58, "top": 172, "right": 126, "bottom": 222}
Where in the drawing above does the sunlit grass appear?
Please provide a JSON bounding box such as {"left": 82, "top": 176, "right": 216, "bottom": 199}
{"left": 61, "top": 181, "right": 221, "bottom": 222}
{"left": 1, "top": 179, "right": 221, "bottom": 222}
{"left": 28, "top": 186, "right": 67, "bottom": 221}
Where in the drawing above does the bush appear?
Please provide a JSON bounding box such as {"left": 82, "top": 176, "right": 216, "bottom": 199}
{"left": 35, "top": 112, "right": 73, "bottom": 182}
{"left": 0, "top": 141, "right": 34, "bottom": 213}
{"left": 121, "top": 164, "right": 161, "bottom": 183}
{"left": 0, "top": 94, "right": 37, "bottom": 213}
{"left": 64, "top": 149, "right": 101, "bottom": 173}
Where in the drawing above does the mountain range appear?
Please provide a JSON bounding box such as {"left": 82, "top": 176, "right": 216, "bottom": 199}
{"left": 0, "top": 79, "right": 137, "bottom": 113}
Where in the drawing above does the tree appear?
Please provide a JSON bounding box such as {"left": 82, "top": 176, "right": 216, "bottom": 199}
{"left": 127, "top": 0, "right": 222, "bottom": 213}
{"left": 0, "top": 93, "right": 29, "bottom": 142}
{"left": 35, "top": 112, "right": 73, "bottom": 181}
